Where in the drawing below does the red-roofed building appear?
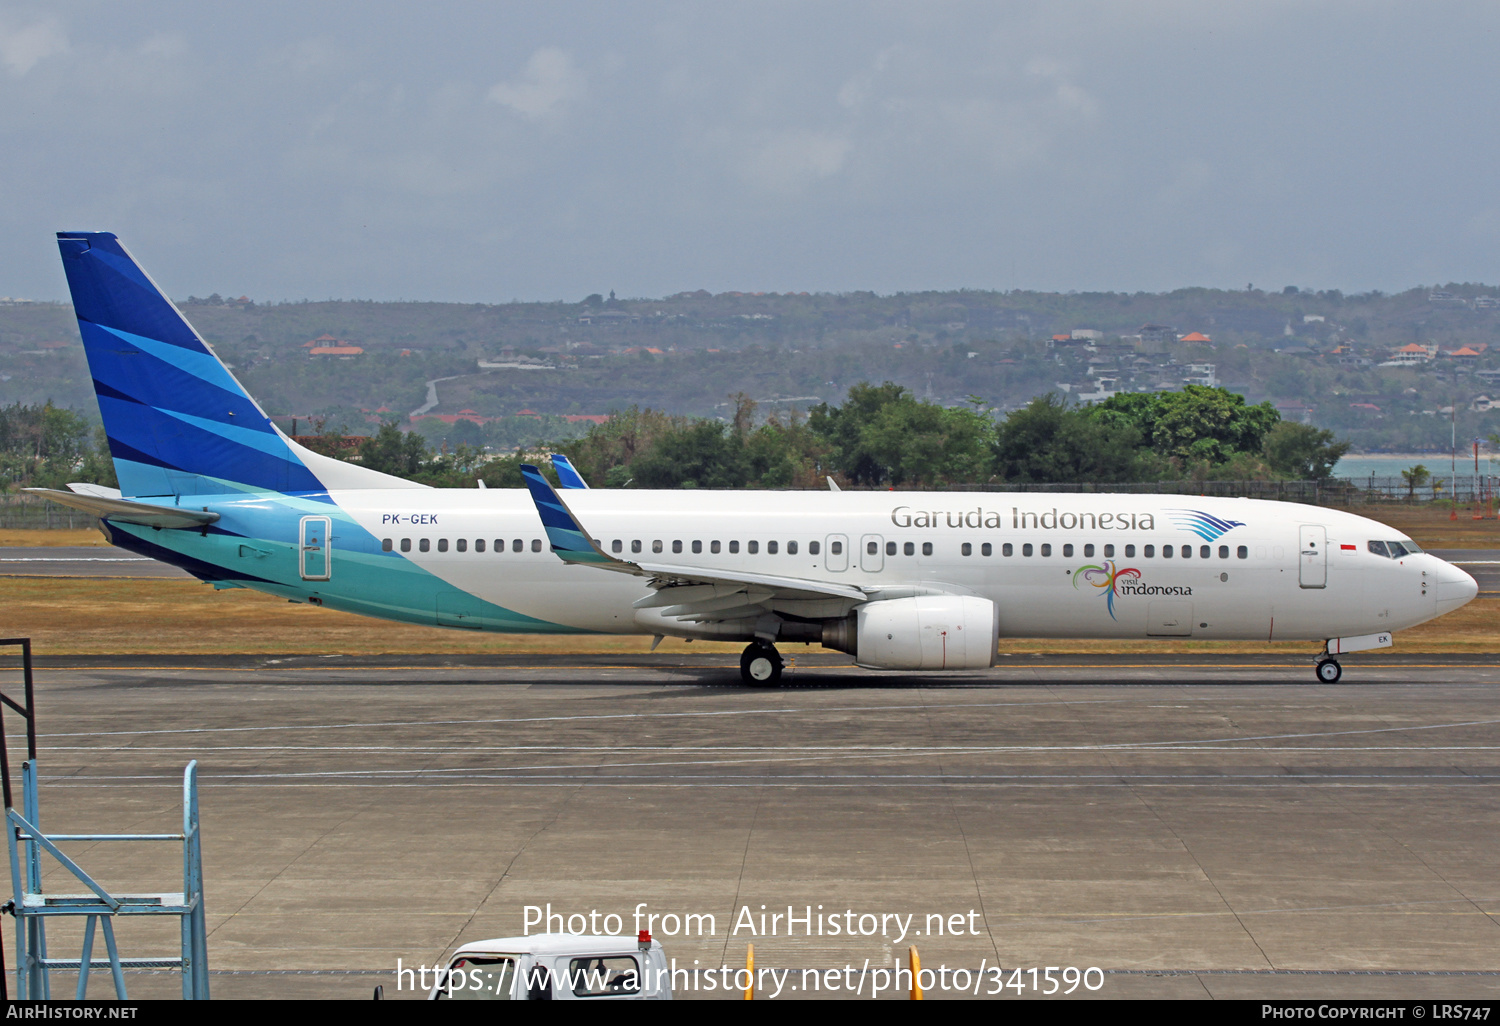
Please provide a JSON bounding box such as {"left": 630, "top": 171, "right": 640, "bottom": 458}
{"left": 1179, "top": 331, "right": 1213, "bottom": 344}
{"left": 309, "top": 345, "right": 364, "bottom": 359}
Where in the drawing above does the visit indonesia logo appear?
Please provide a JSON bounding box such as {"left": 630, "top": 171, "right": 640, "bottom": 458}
{"left": 1073, "top": 560, "right": 1140, "bottom": 620}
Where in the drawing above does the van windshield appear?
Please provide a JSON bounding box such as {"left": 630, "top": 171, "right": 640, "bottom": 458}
{"left": 436, "top": 957, "right": 516, "bottom": 1000}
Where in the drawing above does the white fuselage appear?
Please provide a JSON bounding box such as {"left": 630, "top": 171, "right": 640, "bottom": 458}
{"left": 306, "top": 489, "right": 1473, "bottom": 643}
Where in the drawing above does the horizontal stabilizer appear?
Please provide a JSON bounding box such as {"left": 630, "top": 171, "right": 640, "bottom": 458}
{"left": 23, "top": 487, "right": 220, "bottom": 530}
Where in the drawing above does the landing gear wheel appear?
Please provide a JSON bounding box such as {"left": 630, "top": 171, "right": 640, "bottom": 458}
{"left": 1315, "top": 658, "right": 1342, "bottom": 684}
{"left": 740, "top": 643, "right": 783, "bottom": 686}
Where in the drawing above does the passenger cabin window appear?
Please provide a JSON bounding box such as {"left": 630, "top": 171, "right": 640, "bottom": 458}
{"left": 885, "top": 541, "right": 896, "bottom": 556}
{"left": 903, "top": 542, "right": 914, "bottom": 556}
{"left": 1022, "top": 543, "right": 1033, "bottom": 557}
{"left": 436, "top": 538, "right": 447, "bottom": 553}
{"left": 531, "top": 539, "right": 542, "bottom": 552}
{"left": 1125, "top": 545, "right": 1135, "bottom": 558}
{"left": 1162, "top": 545, "right": 1172, "bottom": 558}
{"left": 1040, "top": 543, "right": 1051, "bottom": 557}
{"left": 672, "top": 540, "right": 682, "bottom": 554}
{"left": 1237, "top": 545, "right": 1248, "bottom": 559}
{"left": 809, "top": 541, "right": 819, "bottom": 555}
{"left": 982, "top": 542, "right": 992, "bottom": 556}
{"left": 420, "top": 539, "right": 431, "bottom": 552}
{"left": 748, "top": 541, "right": 759, "bottom": 554}
{"left": 631, "top": 540, "right": 642, "bottom": 554}
{"left": 476, "top": 539, "right": 485, "bottom": 552}
{"left": 513, "top": 539, "right": 523, "bottom": 553}
{"left": 962, "top": 542, "right": 972, "bottom": 556}
{"left": 866, "top": 541, "right": 877, "bottom": 555}
{"left": 1063, "top": 544, "right": 1074, "bottom": 558}
{"left": 457, "top": 539, "right": 467, "bottom": 553}
{"left": 711, "top": 541, "right": 721, "bottom": 554}
{"left": 730, "top": 541, "right": 740, "bottom": 554}
{"left": 788, "top": 541, "right": 798, "bottom": 555}
{"left": 768, "top": 541, "right": 778, "bottom": 554}
{"left": 1217, "top": 545, "right": 1227, "bottom": 559}
{"left": 401, "top": 538, "right": 412, "bottom": 552}
{"left": 1200, "top": 545, "right": 1210, "bottom": 559}
{"left": 493, "top": 539, "right": 503, "bottom": 553}
{"left": 612, "top": 540, "right": 622, "bottom": 553}
{"left": 692, "top": 540, "right": 702, "bottom": 554}
{"left": 1104, "top": 544, "right": 1115, "bottom": 558}
{"left": 382, "top": 538, "right": 392, "bottom": 552}
{"left": 1002, "top": 543, "right": 1012, "bottom": 556}
{"left": 652, "top": 540, "right": 663, "bottom": 554}
{"left": 922, "top": 542, "right": 932, "bottom": 556}
{"left": 1083, "top": 544, "right": 1094, "bottom": 557}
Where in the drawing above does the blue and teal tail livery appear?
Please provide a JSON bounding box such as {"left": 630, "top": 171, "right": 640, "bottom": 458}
{"left": 550, "top": 454, "right": 589, "bottom": 489}
{"left": 56, "top": 232, "right": 423, "bottom": 499}
{"left": 520, "top": 463, "right": 616, "bottom": 565}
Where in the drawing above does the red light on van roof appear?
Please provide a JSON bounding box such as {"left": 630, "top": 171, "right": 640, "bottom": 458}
{"left": 638, "top": 930, "right": 651, "bottom": 944}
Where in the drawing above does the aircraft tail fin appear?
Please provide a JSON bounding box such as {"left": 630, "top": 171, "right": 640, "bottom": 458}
{"left": 56, "top": 232, "right": 424, "bottom": 497}
{"left": 519, "top": 464, "right": 616, "bottom": 565}
{"left": 550, "top": 453, "right": 589, "bottom": 489}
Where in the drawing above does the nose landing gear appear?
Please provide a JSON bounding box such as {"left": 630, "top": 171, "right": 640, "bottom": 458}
{"left": 1315, "top": 658, "right": 1342, "bottom": 684}
{"left": 740, "top": 642, "right": 783, "bottom": 685}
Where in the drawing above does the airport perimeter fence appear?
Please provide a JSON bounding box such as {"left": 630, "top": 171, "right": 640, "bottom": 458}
{"left": 942, "top": 476, "right": 1500, "bottom": 506}
{"left": 0, "top": 493, "right": 95, "bottom": 530}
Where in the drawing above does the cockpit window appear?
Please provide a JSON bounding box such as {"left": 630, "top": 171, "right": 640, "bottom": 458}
{"left": 1386, "top": 541, "right": 1410, "bottom": 558}
{"left": 1369, "top": 540, "right": 1419, "bottom": 558}
{"left": 1367, "top": 541, "right": 1389, "bottom": 558}
{"left": 1399, "top": 540, "right": 1421, "bottom": 554}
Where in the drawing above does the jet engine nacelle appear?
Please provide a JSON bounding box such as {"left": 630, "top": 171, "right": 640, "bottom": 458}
{"left": 842, "top": 595, "right": 998, "bottom": 670}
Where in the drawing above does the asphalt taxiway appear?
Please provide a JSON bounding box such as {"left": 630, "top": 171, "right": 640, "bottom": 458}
{"left": 3, "top": 652, "right": 1500, "bottom": 1000}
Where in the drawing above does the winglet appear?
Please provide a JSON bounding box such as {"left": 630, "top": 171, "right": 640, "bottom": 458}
{"left": 550, "top": 454, "right": 589, "bottom": 489}
{"left": 519, "top": 464, "right": 615, "bottom": 564}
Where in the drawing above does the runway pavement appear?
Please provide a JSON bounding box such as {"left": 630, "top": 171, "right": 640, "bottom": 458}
{"left": 3, "top": 652, "right": 1500, "bottom": 1000}
{"left": 0, "top": 546, "right": 192, "bottom": 579}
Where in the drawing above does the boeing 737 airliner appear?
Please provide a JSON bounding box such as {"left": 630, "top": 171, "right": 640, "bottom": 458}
{"left": 30, "top": 232, "right": 1478, "bottom": 684}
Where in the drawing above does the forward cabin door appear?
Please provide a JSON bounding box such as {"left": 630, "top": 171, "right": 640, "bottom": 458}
{"left": 299, "top": 516, "right": 332, "bottom": 581}
{"left": 1298, "top": 525, "right": 1327, "bottom": 589}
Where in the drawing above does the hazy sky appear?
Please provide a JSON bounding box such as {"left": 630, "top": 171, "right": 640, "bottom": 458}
{"left": 3, "top": 1, "right": 1499, "bottom": 302}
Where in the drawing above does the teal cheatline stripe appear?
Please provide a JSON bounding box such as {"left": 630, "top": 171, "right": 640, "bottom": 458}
{"left": 519, "top": 464, "right": 615, "bottom": 565}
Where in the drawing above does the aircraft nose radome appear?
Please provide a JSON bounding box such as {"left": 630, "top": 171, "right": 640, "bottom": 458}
{"left": 1434, "top": 561, "right": 1479, "bottom": 615}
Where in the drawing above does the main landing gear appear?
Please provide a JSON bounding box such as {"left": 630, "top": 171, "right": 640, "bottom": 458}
{"left": 1315, "top": 658, "right": 1342, "bottom": 684}
{"left": 740, "top": 642, "right": 783, "bottom": 686}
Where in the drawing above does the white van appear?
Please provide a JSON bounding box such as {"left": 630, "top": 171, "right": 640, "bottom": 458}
{"left": 427, "top": 933, "right": 673, "bottom": 1001}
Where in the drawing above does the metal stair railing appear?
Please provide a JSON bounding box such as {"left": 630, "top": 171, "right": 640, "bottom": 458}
{"left": 0, "top": 637, "right": 209, "bottom": 1000}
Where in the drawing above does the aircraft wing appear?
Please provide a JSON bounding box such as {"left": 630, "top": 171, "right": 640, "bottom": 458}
{"left": 23, "top": 486, "right": 221, "bottom": 530}
{"left": 519, "top": 464, "right": 867, "bottom": 615}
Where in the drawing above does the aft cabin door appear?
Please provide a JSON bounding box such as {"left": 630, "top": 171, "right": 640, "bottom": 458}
{"left": 300, "top": 516, "right": 332, "bottom": 581}
{"left": 1298, "top": 525, "right": 1327, "bottom": 589}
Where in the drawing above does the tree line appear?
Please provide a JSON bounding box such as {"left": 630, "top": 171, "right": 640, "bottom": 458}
{"left": 0, "top": 384, "right": 1352, "bottom": 494}
{"left": 350, "top": 382, "right": 1351, "bottom": 489}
